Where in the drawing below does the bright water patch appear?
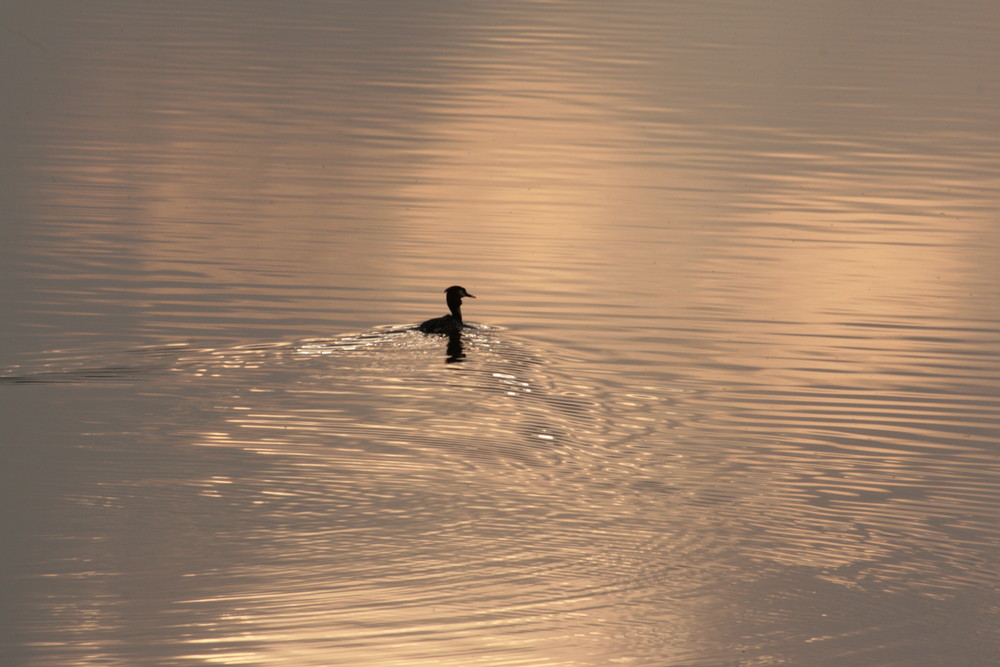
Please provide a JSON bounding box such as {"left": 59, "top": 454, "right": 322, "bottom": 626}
{"left": 4, "top": 329, "right": 690, "bottom": 665}
{"left": 4, "top": 322, "right": 999, "bottom": 665}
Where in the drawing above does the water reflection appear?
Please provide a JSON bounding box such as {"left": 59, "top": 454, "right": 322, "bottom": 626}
{"left": 5, "top": 319, "right": 999, "bottom": 664}
{"left": 3, "top": 0, "right": 1000, "bottom": 665}
{"left": 4, "top": 328, "right": 675, "bottom": 664}
{"left": 445, "top": 331, "right": 467, "bottom": 363}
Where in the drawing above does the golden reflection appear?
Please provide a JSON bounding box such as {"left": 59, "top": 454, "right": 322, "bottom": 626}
{"left": 8, "top": 1, "right": 1000, "bottom": 665}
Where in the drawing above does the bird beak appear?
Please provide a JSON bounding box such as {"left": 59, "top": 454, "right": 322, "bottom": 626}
{"left": 465, "top": 292, "right": 476, "bottom": 298}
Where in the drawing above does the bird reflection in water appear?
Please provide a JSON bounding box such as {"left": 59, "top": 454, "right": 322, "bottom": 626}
{"left": 445, "top": 331, "right": 466, "bottom": 363}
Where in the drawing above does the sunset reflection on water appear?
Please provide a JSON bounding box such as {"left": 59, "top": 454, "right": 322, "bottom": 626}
{"left": 3, "top": 1, "right": 1000, "bottom": 665}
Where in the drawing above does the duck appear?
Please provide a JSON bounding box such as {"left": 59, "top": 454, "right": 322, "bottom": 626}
{"left": 418, "top": 286, "right": 476, "bottom": 334}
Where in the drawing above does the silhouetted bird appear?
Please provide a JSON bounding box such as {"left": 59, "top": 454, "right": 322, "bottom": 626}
{"left": 418, "top": 286, "right": 476, "bottom": 334}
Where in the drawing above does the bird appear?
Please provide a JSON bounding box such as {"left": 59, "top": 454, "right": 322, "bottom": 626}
{"left": 418, "top": 286, "right": 476, "bottom": 334}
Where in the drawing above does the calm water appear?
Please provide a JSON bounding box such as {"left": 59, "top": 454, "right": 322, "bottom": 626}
{"left": 3, "top": 1, "right": 1000, "bottom": 665}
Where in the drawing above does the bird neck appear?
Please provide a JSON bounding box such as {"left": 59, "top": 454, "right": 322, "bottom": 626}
{"left": 446, "top": 294, "right": 463, "bottom": 323}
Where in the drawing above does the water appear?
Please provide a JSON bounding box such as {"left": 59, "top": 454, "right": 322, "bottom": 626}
{"left": 2, "top": 1, "right": 999, "bottom": 665}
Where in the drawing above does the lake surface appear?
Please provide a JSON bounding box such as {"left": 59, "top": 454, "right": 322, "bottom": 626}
{"left": 2, "top": 1, "right": 999, "bottom": 665}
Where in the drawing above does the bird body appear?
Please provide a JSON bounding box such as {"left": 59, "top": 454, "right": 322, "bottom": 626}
{"left": 418, "top": 286, "right": 476, "bottom": 334}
